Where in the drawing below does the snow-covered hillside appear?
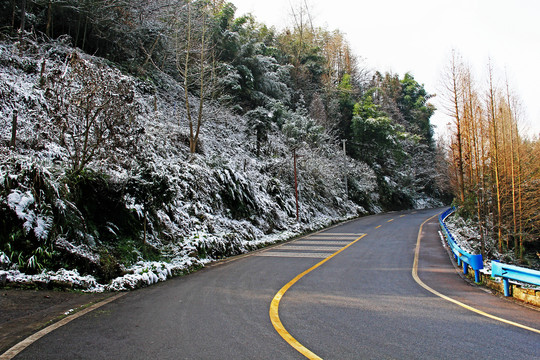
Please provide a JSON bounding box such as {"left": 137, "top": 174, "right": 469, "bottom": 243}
{"left": 0, "top": 36, "right": 383, "bottom": 291}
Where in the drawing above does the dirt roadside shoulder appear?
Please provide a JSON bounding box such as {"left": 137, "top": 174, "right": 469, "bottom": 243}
{"left": 0, "top": 289, "right": 114, "bottom": 355}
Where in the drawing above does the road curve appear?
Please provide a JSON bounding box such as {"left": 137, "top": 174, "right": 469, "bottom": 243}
{"left": 8, "top": 209, "right": 540, "bottom": 359}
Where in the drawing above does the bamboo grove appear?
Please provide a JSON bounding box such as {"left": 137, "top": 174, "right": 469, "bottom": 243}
{"left": 442, "top": 52, "right": 540, "bottom": 263}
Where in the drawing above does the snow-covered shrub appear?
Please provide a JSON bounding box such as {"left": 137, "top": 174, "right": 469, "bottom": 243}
{"left": 0, "top": 250, "right": 11, "bottom": 270}
{"left": 347, "top": 159, "right": 378, "bottom": 213}
{"left": 282, "top": 111, "right": 326, "bottom": 149}
{"left": 214, "top": 167, "right": 260, "bottom": 220}
{"left": 0, "top": 158, "right": 58, "bottom": 273}
{"left": 42, "top": 51, "right": 141, "bottom": 175}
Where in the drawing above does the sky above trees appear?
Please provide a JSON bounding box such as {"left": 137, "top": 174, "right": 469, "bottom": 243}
{"left": 232, "top": 0, "right": 540, "bottom": 136}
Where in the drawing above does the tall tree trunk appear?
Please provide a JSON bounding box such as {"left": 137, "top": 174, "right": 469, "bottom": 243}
{"left": 466, "top": 72, "right": 485, "bottom": 256}
{"left": 450, "top": 54, "right": 465, "bottom": 203}
{"left": 516, "top": 130, "right": 523, "bottom": 259}
{"left": 183, "top": 2, "right": 194, "bottom": 153}
{"left": 11, "top": 110, "right": 18, "bottom": 148}
{"left": 193, "top": 12, "right": 207, "bottom": 154}
{"left": 505, "top": 80, "right": 518, "bottom": 256}
{"left": 487, "top": 63, "right": 503, "bottom": 252}
{"left": 19, "top": 0, "right": 26, "bottom": 40}
{"left": 11, "top": 0, "right": 17, "bottom": 29}
{"left": 82, "top": 15, "right": 88, "bottom": 51}
{"left": 46, "top": 0, "right": 53, "bottom": 37}
{"left": 500, "top": 105, "right": 509, "bottom": 249}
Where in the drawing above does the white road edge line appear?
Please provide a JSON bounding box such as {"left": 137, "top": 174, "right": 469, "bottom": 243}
{"left": 0, "top": 293, "right": 126, "bottom": 360}
{"left": 412, "top": 214, "right": 540, "bottom": 335}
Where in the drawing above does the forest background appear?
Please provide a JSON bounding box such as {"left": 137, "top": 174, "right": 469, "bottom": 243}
{"left": 0, "top": 0, "right": 537, "bottom": 290}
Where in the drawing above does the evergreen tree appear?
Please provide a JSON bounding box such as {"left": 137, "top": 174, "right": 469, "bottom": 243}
{"left": 398, "top": 73, "right": 436, "bottom": 146}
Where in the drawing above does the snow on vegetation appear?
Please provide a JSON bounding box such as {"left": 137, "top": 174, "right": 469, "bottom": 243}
{"left": 8, "top": 189, "right": 53, "bottom": 241}
{"left": 444, "top": 211, "right": 540, "bottom": 271}
{"left": 0, "top": 36, "right": 440, "bottom": 292}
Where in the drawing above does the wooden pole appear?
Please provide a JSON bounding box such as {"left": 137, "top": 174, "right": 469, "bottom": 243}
{"left": 294, "top": 148, "right": 299, "bottom": 222}
{"left": 11, "top": 110, "right": 18, "bottom": 148}
{"left": 343, "top": 139, "right": 347, "bottom": 199}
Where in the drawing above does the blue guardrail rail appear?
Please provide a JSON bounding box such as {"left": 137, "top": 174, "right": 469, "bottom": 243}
{"left": 440, "top": 208, "right": 540, "bottom": 296}
{"left": 439, "top": 208, "right": 484, "bottom": 283}
{"left": 491, "top": 261, "right": 540, "bottom": 296}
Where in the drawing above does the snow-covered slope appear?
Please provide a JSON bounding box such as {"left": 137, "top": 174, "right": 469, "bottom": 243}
{"left": 0, "top": 37, "right": 382, "bottom": 291}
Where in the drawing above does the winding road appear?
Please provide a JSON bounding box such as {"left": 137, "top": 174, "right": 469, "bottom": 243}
{"left": 7, "top": 209, "right": 540, "bottom": 359}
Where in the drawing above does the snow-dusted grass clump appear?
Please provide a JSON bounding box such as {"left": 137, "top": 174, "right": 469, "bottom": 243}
{"left": 106, "top": 257, "right": 204, "bottom": 291}
{"left": 0, "top": 256, "right": 206, "bottom": 292}
{"left": 0, "top": 268, "right": 104, "bottom": 291}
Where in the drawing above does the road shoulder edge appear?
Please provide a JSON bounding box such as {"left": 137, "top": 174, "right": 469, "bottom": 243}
{"left": 0, "top": 292, "right": 126, "bottom": 360}
{"left": 411, "top": 214, "right": 540, "bottom": 335}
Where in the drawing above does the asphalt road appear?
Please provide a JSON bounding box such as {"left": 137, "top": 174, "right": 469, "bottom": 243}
{"left": 10, "top": 209, "right": 540, "bottom": 359}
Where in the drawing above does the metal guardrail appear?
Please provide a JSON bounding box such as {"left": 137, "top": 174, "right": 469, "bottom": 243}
{"left": 439, "top": 208, "right": 484, "bottom": 283}
{"left": 491, "top": 261, "right": 540, "bottom": 296}
{"left": 440, "top": 207, "right": 540, "bottom": 295}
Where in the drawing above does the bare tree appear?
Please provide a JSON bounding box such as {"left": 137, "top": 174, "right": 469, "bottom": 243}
{"left": 440, "top": 53, "right": 539, "bottom": 259}
{"left": 486, "top": 61, "right": 503, "bottom": 251}
{"left": 172, "top": 0, "right": 216, "bottom": 155}
{"left": 441, "top": 50, "right": 466, "bottom": 202}
{"left": 44, "top": 52, "right": 139, "bottom": 175}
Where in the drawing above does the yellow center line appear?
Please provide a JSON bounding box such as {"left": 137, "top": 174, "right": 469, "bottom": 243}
{"left": 412, "top": 214, "right": 540, "bottom": 335}
{"left": 387, "top": 219, "right": 394, "bottom": 223}
{"left": 375, "top": 225, "right": 382, "bottom": 229}
{"left": 399, "top": 215, "right": 406, "bottom": 218}
{"left": 269, "top": 234, "right": 367, "bottom": 359}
